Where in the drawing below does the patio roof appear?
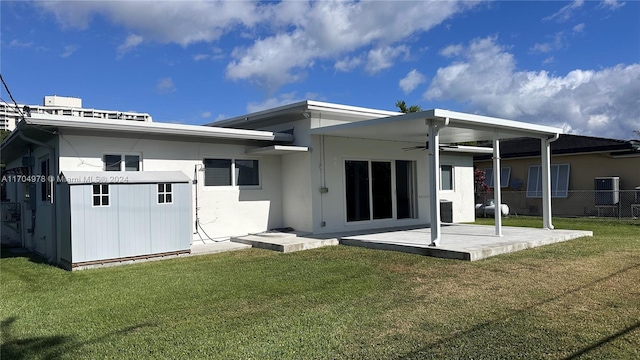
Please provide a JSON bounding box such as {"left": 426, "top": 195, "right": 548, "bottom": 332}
{"left": 309, "top": 108, "right": 561, "bottom": 143}
{"left": 310, "top": 108, "right": 563, "bottom": 247}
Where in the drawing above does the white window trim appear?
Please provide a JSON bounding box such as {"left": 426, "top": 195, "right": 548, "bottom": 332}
{"left": 157, "top": 183, "right": 173, "bottom": 204}
{"left": 92, "top": 184, "right": 110, "bottom": 207}
{"left": 202, "top": 157, "right": 261, "bottom": 189}
{"left": 103, "top": 153, "right": 142, "bottom": 171}
{"left": 526, "top": 164, "right": 570, "bottom": 198}
{"left": 440, "top": 164, "right": 454, "bottom": 192}
{"left": 342, "top": 158, "right": 418, "bottom": 224}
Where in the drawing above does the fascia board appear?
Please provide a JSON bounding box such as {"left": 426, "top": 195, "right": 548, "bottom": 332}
{"left": 24, "top": 115, "right": 293, "bottom": 142}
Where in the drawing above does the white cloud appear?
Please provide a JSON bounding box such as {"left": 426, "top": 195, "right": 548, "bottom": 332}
{"left": 334, "top": 56, "right": 363, "bottom": 72}
{"left": 365, "top": 45, "right": 410, "bottom": 74}
{"left": 193, "top": 54, "right": 210, "bottom": 61}
{"left": 156, "top": 77, "right": 176, "bottom": 94}
{"left": 246, "top": 92, "right": 323, "bottom": 113}
{"left": 193, "top": 47, "right": 225, "bottom": 61}
{"left": 543, "top": 0, "right": 584, "bottom": 22}
{"left": 601, "top": 0, "right": 625, "bottom": 10}
{"left": 212, "top": 114, "right": 228, "bottom": 122}
{"left": 226, "top": 0, "right": 480, "bottom": 87}
{"left": 425, "top": 36, "right": 640, "bottom": 139}
{"left": 36, "top": 1, "right": 261, "bottom": 46}
{"left": 9, "top": 39, "right": 33, "bottom": 48}
{"left": 399, "top": 69, "right": 426, "bottom": 94}
{"left": 573, "top": 23, "right": 585, "bottom": 33}
{"left": 440, "top": 44, "right": 463, "bottom": 57}
{"left": 201, "top": 111, "right": 212, "bottom": 119}
{"left": 529, "top": 32, "right": 565, "bottom": 54}
{"left": 34, "top": 0, "right": 482, "bottom": 89}
{"left": 60, "top": 45, "right": 78, "bottom": 58}
{"left": 117, "top": 34, "right": 143, "bottom": 57}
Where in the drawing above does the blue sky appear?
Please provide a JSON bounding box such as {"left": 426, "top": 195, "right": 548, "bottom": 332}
{"left": 1, "top": 0, "right": 639, "bottom": 139}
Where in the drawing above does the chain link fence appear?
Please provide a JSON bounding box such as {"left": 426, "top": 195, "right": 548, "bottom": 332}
{"left": 476, "top": 190, "right": 640, "bottom": 220}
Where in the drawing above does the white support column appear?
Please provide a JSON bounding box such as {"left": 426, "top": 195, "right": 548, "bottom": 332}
{"left": 428, "top": 121, "right": 441, "bottom": 246}
{"left": 541, "top": 136, "right": 554, "bottom": 229}
{"left": 493, "top": 138, "right": 503, "bottom": 236}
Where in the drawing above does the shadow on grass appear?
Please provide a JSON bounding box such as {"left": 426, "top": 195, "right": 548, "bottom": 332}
{"left": 1, "top": 316, "right": 158, "bottom": 359}
{"left": 1, "top": 245, "right": 51, "bottom": 267}
{"left": 0, "top": 245, "right": 62, "bottom": 269}
{"left": 397, "top": 262, "right": 640, "bottom": 359}
{"left": 1, "top": 317, "right": 71, "bottom": 360}
{"left": 564, "top": 321, "right": 640, "bottom": 359}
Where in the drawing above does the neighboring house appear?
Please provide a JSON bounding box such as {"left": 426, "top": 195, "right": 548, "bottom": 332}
{"left": 474, "top": 134, "right": 640, "bottom": 217}
{"left": 1, "top": 95, "right": 152, "bottom": 132}
{"left": 1, "top": 101, "right": 562, "bottom": 269}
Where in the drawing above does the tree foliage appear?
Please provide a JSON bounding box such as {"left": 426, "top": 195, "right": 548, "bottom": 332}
{"left": 0, "top": 130, "right": 10, "bottom": 142}
{"left": 395, "top": 100, "right": 422, "bottom": 113}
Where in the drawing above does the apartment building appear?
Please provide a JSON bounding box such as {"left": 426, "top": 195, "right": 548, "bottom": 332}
{"left": 0, "top": 95, "right": 152, "bottom": 131}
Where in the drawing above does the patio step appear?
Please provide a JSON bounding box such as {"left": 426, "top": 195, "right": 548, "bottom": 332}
{"left": 231, "top": 233, "right": 339, "bottom": 253}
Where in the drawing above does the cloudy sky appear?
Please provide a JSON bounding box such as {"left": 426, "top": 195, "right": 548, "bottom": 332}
{"left": 1, "top": 0, "right": 639, "bottom": 139}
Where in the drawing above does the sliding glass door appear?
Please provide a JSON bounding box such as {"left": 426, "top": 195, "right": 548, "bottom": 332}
{"left": 345, "top": 160, "right": 370, "bottom": 222}
{"left": 345, "top": 160, "right": 416, "bottom": 222}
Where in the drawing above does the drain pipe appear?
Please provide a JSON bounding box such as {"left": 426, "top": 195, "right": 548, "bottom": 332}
{"left": 17, "top": 131, "right": 58, "bottom": 264}
{"left": 542, "top": 132, "right": 560, "bottom": 230}
{"left": 428, "top": 116, "right": 450, "bottom": 247}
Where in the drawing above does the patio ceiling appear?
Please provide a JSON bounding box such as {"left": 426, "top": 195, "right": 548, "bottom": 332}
{"left": 309, "top": 109, "right": 562, "bottom": 143}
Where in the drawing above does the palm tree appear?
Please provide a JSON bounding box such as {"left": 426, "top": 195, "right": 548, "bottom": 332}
{"left": 395, "top": 100, "right": 422, "bottom": 113}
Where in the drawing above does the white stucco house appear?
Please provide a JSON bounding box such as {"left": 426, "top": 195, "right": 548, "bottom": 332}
{"left": 0, "top": 101, "right": 562, "bottom": 269}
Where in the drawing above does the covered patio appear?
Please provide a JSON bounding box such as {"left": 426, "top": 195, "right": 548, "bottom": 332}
{"left": 309, "top": 109, "right": 566, "bottom": 247}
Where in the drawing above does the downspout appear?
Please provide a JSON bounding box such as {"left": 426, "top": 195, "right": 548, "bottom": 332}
{"left": 427, "top": 117, "right": 450, "bottom": 247}
{"left": 17, "top": 131, "right": 58, "bottom": 263}
{"left": 542, "top": 132, "right": 560, "bottom": 230}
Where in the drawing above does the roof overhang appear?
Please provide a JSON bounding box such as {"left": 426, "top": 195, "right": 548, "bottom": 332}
{"left": 309, "top": 109, "right": 562, "bottom": 144}
{"left": 245, "top": 145, "right": 310, "bottom": 155}
{"left": 211, "top": 100, "right": 399, "bottom": 128}
{"left": 21, "top": 114, "right": 294, "bottom": 141}
{"left": 440, "top": 145, "right": 494, "bottom": 154}
{"left": 1, "top": 114, "right": 295, "bottom": 162}
{"left": 60, "top": 171, "right": 190, "bottom": 184}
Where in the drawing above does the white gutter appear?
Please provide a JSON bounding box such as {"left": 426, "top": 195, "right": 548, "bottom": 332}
{"left": 541, "top": 133, "right": 560, "bottom": 230}
{"left": 25, "top": 114, "right": 294, "bottom": 142}
{"left": 439, "top": 145, "right": 494, "bottom": 154}
{"left": 428, "top": 117, "right": 450, "bottom": 247}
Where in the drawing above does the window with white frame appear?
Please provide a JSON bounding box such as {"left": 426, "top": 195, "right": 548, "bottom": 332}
{"left": 157, "top": 183, "right": 173, "bottom": 204}
{"left": 440, "top": 165, "right": 454, "bottom": 191}
{"left": 103, "top": 154, "right": 140, "bottom": 171}
{"left": 484, "top": 167, "right": 511, "bottom": 188}
{"left": 92, "top": 184, "right": 110, "bottom": 206}
{"left": 526, "top": 164, "right": 570, "bottom": 198}
{"left": 203, "top": 158, "right": 260, "bottom": 187}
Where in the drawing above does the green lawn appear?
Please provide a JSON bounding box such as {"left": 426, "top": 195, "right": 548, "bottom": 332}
{"left": 2, "top": 217, "right": 639, "bottom": 359}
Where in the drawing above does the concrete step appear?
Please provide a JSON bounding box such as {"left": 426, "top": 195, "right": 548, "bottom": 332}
{"left": 231, "top": 233, "right": 339, "bottom": 253}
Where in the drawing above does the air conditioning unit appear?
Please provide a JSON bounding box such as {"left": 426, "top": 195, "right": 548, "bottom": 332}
{"left": 594, "top": 177, "right": 620, "bottom": 205}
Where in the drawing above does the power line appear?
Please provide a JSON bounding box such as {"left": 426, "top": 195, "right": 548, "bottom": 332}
{"left": 0, "top": 73, "right": 25, "bottom": 119}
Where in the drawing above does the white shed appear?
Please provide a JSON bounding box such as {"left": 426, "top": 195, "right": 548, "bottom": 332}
{"left": 57, "top": 171, "right": 192, "bottom": 269}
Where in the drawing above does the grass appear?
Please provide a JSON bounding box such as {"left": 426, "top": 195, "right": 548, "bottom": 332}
{"left": 1, "top": 217, "right": 639, "bottom": 359}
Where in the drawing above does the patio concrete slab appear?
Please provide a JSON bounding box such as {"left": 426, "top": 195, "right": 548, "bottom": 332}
{"left": 231, "top": 232, "right": 339, "bottom": 253}
{"left": 339, "top": 224, "right": 593, "bottom": 261}
{"left": 190, "top": 241, "right": 251, "bottom": 255}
